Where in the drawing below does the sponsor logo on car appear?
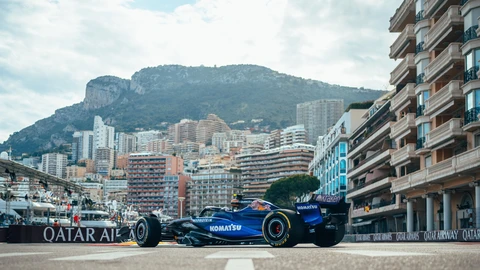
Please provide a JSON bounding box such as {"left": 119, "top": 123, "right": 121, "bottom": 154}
{"left": 193, "top": 218, "right": 213, "bottom": 223}
{"left": 209, "top": 224, "right": 242, "bottom": 232}
{"left": 297, "top": 204, "right": 318, "bottom": 210}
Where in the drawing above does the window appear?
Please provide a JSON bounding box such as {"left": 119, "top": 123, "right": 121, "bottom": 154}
{"left": 475, "top": 133, "right": 480, "bottom": 147}
{"left": 464, "top": 7, "right": 480, "bottom": 30}
{"left": 339, "top": 143, "right": 347, "bottom": 157}
{"left": 340, "top": 160, "right": 346, "bottom": 173}
{"left": 425, "top": 155, "right": 432, "bottom": 168}
{"left": 465, "top": 89, "right": 480, "bottom": 111}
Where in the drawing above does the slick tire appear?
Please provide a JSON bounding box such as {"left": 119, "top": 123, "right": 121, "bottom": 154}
{"left": 135, "top": 216, "right": 162, "bottom": 247}
{"left": 314, "top": 224, "right": 345, "bottom": 247}
{"left": 262, "top": 209, "right": 304, "bottom": 248}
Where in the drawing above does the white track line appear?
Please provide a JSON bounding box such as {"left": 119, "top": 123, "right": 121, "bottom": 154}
{"left": 331, "top": 250, "right": 433, "bottom": 257}
{"left": 225, "top": 259, "right": 255, "bottom": 270}
{"left": 205, "top": 251, "right": 274, "bottom": 259}
{"left": 51, "top": 251, "right": 155, "bottom": 261}
{"left": 0, "top": 252, "right": 52, "bottom": 258}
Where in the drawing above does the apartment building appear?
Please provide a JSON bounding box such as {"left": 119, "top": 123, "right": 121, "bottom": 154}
{"left": 95, "top": 147, "right": 115, "bottom": 176}
{"left": 309, "top": 109, "right": 367, "bottom": 198}
{"left": 41, "top": 153, "right": 68, "bottom": 179}
{"left": 115, "top": 132, "right": 137, "bottom": 155}
{"left": 168, "top": 119, "right": 198, "bottom": 144}
{"left": 281, "top": 125, "right": 307, "bottom": 146}
{"left": 72, "top": 131, "right": 94, "bottom": 163}
{"left": 386, "top": 0, "right": 480, "bottom": 232}
{"left": 185, "top": 167, "right": 242, "bottom": 216}
{"left": 297, "top": 99, "right": 344, "bottom": 144}
{"left": 347, "top": 95, "right": 401, "bottom": 234}
{"left": 236, "top": 143, "right": 314, "bottom": 198}
{"left": 93, "top": 116, "right": 115, "bottom": 159}
{"left": 126, "top": 153, "right": 187, "bottom": 217}
{"left": 196, "top": 114, "right": 231, "bottom": 145}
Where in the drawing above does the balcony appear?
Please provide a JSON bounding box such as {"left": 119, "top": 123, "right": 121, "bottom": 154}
{"left": 463, "top": 107, "right": 480, "bottom": 131}
{"left": 424, "top": 42, "right": 463, "bottom": 83}
{"left": 415, "top": 10, "right": 425, "bottom": 23}
{"left": 417, "top": 104, "right": 425, "bottom": 117}
{"left": 390, "top": 53, "right": 416, "bottom": 86}
{"left": 347, "top": 177, "right": 394, "bottom": 200}
{"left": 390, "top": 24, "right": 416, "bottom": 60}
{"left": 349, "top": 121, "right": 395, "bottom": 158}
{"left": 464, "top": 25, "right": 479, "bottom": 44}
{"left": 352, "top": 202, "right": 408, "bottom": 219}
{"left": 424, "top": 80, "right": 463, "bottom": 117}
{"left": 392, "top": 147, "right": 480, "bottom": 193}
{"left": 391, "top": 83, "right": 416, "bottom": 113}
{"left": 424, "top": 118, "right": 465, "bottom": 149}
{"left": 425, "top": 0, "right": 461, "bottom": 18}
{"left": 391, "top": 113, "right": 416, "bottom": 140}
{"left": 391, "top": 143, "right": 417, "bottom": 167}
{"left": 464, "top": 66, "right": 479, "bottom": 84}
{"left": 390, "top": 0, "right": 416, "bottom": 32}
{"left": 347, "top": 149, "right": 396, "bottom": 179}
{"left": 424, "top": 5, "right": 463, "bottom": 51}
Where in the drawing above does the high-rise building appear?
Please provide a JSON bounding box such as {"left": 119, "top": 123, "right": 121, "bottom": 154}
{"left": 95, "top": 147, "right": 115, "bottom": 176}
{"left": 168, "top": 119, "right": 198, "bottom": 144}
{"left": 135, "top": 130, "right": 163, "bottom": 151}
{"left": 41, "top": 153, "right": 68, "bottom": 179}
{"left": 93, "top": 116, "right": 114, "bottom": 159}
{"left": 116, "top": 132, "right": 137, "bottom": 155}
{"left": 264, "top": 129, "right": 282, "bottom": 150}
{"left": 212, "top": 133, "right": 227, "bottom": 152}
{"left": 147, "top": 139, "right": 173, "bottom": 154}
{"left": 296, "top": 99, "right": 344, "bottom": 144}
{"left": 72, "top": 131, "right": 94, "bottom": 163}
{"left": 196, "top": 114, "right": 231, "bottom": 145}
{"left": 281, "top": 124, "right": 307, "bottom": 146}
{"left": 380, "top": 0, "right": 480, "bottom": 234}
{"left": 236, "top": 143, "right": 315, "bottom": 198}
{"left": 126, "top": 153, "right": 187, "bottom": 216}
{"left": 309, "top": 109, "right": 368, "bottom": 199}
{"left": 185, "top": 166, "right": 242, "bottom": 216}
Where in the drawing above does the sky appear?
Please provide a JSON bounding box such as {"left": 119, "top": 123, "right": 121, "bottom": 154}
{"left": 0, "top": 0, "right": 403, "bottom": 143}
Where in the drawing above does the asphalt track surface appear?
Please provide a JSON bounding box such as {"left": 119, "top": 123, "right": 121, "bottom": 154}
{"left": 0, "top": 242, "right": 479, "bottom": 270}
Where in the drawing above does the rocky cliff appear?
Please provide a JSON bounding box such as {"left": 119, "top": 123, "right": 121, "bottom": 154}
{"left": 0, "top": 64, "right": 385, "bottom": 155}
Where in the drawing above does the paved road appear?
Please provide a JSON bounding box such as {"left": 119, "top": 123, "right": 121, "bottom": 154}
{"left": 0, "top": 242, "right": 479, "bottom": 270}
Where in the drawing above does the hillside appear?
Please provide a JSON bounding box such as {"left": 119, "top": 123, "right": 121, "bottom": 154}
{"left": 0, "top": 64, "right": 385, "bottom": 155}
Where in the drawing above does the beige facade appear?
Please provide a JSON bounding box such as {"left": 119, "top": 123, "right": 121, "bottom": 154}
{"left": 66, "top": 165, "right": 86, "bottom": 180}
{"left": 195, "top": 114, "right": 231, "bottom": 145}
{"left": 348, "top": 0, "right": 480, "bottom": 233}
{"left": 236, "top": 143, "right": 314, "bottom": 198}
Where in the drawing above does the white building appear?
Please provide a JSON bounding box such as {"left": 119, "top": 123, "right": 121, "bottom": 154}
{"left": 309, "top": 109, "right": 367, "bottom": 197}
{"left": 93, "top": 116, "right": 114, "bottom": 159}
{"left": 281, "top": 124, "right": 307, "bottom": 146}
{"left": 135, "top": 130, "right": 163, "bottom": 151}
{"left": 104, "top": 180, "right": 128, "bottom": 193}
{"left": 116, "top": 132, "right": 137, "bottom": 155}
{"left": 41, "top": 153, "right": 68, "bottom": 179}
{"left": 72, "top": 130, "right": 94, "bottom": 162}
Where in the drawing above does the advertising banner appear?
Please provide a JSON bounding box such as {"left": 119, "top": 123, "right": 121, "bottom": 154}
{"left": 355, "top": 229, "right": 480, "bottom": 242}
{"left": 7, "top": 225, "right": 123, "bottom": 243}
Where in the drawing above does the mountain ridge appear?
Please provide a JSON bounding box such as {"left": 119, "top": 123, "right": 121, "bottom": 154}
{"left": 1, "top": 64, "right": 385, "bottom": 155}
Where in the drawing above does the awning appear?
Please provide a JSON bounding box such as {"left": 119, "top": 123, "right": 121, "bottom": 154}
{"left": 352, "top": 218, "right": 379, "bottom": 227}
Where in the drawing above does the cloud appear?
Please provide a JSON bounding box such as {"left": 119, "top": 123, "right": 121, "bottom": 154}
{"left": 0, "top": 0, "right": 403, "bottom": 142}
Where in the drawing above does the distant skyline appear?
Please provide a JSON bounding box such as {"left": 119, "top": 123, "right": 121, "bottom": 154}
{"left": 0, "top": 0, "right": 402, "bottom": 142}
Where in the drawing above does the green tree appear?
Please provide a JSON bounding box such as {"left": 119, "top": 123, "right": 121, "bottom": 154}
{"left": 263, "top": 174, "right": 320, "bottom": 208}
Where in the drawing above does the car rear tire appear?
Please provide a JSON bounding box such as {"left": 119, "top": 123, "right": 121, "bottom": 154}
{"left": 262, "top": 209, "right": 304, "bottom": 247}
{"left": 313, "top": 223, "right": 345, "bottom": 247}
{"left": 135, "top": 216, "right": 162, "bottom": 247}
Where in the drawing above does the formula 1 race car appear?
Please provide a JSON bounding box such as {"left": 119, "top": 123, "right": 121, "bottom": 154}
{"left": 134, "top": 194, "right": 350, "bottom": 248}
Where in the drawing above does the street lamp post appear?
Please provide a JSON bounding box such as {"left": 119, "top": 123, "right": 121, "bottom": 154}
{"left": 178, "top": 197, "right": 185, "bottom": 219}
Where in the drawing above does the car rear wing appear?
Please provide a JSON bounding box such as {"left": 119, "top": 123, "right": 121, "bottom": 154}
{"left": 308, "top": 194, "right": 350, "bottom": 223}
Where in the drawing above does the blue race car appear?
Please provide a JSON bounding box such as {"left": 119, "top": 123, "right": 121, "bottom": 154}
{"left": 134, "top": 194, "right": 350, "bottom": 248}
